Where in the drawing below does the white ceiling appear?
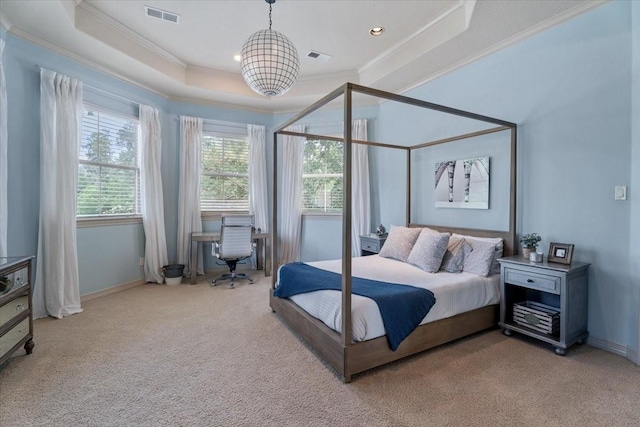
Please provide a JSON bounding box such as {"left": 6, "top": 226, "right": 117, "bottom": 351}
{"left": 1, "top": 0, "right": 604, "bottom": 113}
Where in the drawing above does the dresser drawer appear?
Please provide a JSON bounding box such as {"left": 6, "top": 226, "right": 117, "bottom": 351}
{"left": 0, "top": 318, "right": 30, "bottom": 355}
{"left": 0, "top": 294, "right": 29, "bottom": 328}
{"left": 504, "top": 268, "right": 560, "bottom": 294}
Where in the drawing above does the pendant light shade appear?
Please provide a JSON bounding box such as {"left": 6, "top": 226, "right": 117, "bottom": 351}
{"left": 240, "top": 1, "right": 299, "bottom": 97}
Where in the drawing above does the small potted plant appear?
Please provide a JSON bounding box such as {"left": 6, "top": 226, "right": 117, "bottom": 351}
{"left": 519, "top": 233, "right": 542, "bottom": 258}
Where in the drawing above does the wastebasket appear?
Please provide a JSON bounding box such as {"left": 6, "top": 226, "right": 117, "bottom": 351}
{"left": 161, "top": 264, "right": 185, "bottom": 285}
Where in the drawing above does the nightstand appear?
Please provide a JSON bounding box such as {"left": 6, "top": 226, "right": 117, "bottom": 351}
{"left": 360, "top": 235, "right": 386, "bottom": 256}
{"left": 498, "top": 255, "right": 589, "bottom": 355}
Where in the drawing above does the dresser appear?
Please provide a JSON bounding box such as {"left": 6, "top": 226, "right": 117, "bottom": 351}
{"left": 0, "top": 256, "right": 35, "bottom": 366}
{"left": 498, "top": 255, "right": 589, "bottom": 355}
{"left": 360, "top": 235, "right": 387, "bottom": 256}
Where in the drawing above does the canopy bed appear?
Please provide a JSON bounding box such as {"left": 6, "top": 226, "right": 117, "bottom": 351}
{"left": 270, "top": 83, "right": 517, "bottom": 383}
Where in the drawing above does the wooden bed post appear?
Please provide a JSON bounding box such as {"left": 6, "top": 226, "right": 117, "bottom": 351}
{"left": 510, "top": 126, "right": 518, "bottom": 254}
{"left": 342, "top": 84, "right": 353, "bottom": 353}
{"left": 272, "top": 131, "right": 279, "bottom": 289}
{"left": 406, "top": 149, "right": 411, "bottom": 226}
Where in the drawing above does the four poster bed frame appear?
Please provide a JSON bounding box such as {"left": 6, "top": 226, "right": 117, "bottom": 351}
{"left": 270, "top": 83, "right": 517, "bottom": 383}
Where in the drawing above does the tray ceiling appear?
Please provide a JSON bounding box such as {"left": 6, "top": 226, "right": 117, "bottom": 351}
{"left": 0, "top": 0, "right": 604, "bottom": 112}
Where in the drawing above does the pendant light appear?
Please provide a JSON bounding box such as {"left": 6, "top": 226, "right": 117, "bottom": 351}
{"left": 240, "top": 0, "right": 300, "bottom": 97}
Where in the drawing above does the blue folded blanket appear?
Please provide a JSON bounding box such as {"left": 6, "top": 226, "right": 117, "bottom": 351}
{"left": 274, "top": 262, "right": 436, "bottom": 351}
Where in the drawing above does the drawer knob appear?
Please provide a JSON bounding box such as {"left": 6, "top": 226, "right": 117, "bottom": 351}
{"left": 527, "top": 279, "right": 534, "bottom": 283}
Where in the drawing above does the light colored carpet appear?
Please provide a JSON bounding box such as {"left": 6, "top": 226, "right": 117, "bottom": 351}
{"left": 1, "top": 274, "right": 639, "bottom": 427}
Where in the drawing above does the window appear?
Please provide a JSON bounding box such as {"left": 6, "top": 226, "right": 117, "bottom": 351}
{"left": 200, "top": 133, "right": 249, "bottom": 212}
{"left": 302, "top": 139, "right": 343, "bottom": 213}
{"left": 78, "top": 107, "right": 140, "bottom": 217}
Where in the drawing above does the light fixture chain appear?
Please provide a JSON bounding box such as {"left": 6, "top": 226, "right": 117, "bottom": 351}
{"left": 269, "top": 3, "right": 272, "bottom": 30}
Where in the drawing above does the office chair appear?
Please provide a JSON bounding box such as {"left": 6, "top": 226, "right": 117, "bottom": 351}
{"left": 211, "top": 214, "right": 255, "bottom": 288}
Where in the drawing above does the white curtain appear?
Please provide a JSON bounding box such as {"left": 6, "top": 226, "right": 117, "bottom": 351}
{"left": 248, "top": 124, "right": 269, "bottom": 233}
{"left": 139, "top": 105, "right": 168, "bottom": 283}
{"left": 0, "top": 39, "right": 7, "bottom": 258}
{"left": 33, "top": 69, "right": 83, "bottom": 319}
{"left": 177, "top": 116, "right": 203, "bottom": 275}
{"left": 351, "top": 119, "right": 370, "bottom": 257}
{"left": 249, "top": 124, "right": 268, "bottom": 269}
{"left": 280, "top": 125, "right": 305, "bottom": 264}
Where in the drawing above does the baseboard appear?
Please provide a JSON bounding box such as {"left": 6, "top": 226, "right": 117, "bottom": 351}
{"left": 627, "top": 346, "right": 639, "bottom": 365}
{"left": 81, "top": 278, "right": 146, "bottom": 303}
{"left": 587, "top": 335, "right": 640, "bottom": 365}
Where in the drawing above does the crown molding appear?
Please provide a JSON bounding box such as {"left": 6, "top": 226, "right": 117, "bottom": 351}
{"left": 75, "top": 1, "right": 186, "bottom": 68}
{"left": 396, "top": 0, "right": 608, "bottom": 96}
{"left": 0, "top": 12, "right": 13, "bottom": 32}
{"left": 168, "top": 95, "right": 274, "bottom": 115}
{"left": 358, "top": 1, "right": 469, "bottom": 78}
{"left": 7, "top": 27, "right": 168, "bottom": 100}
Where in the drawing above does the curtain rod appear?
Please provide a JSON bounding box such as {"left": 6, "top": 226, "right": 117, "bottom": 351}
{"left": 279, "top": 119, "right": 366, "bottom": 128}
{"left": 202, "top": 118, "right": 248, "bottom": 129}
{"left": 36, "top": 65, "right": 156, "bottom": 108}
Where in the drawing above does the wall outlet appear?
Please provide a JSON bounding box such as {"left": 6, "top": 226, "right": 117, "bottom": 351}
{"left": 614, "top": 186, "right": 627, "bottom": 201}
{"left": 139, "top": 257, "right": 145, "bottom": 266}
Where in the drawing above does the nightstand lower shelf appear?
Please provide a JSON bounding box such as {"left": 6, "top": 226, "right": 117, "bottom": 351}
{"left": 499, "top": 321, "right": 588, "bottom": 355}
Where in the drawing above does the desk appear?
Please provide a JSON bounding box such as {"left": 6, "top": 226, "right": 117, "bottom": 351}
{"left": 190, "top": 232, "right": 271, "bottom": 284}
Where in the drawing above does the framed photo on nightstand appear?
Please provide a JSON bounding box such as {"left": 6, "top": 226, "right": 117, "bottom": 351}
{"left": 548, "top": 242, "right": 574, "bottom": 265}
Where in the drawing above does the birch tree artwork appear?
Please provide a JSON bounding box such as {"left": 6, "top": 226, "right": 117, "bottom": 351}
{"left": 434, "top": 157, "right": 489, "bottom": 209}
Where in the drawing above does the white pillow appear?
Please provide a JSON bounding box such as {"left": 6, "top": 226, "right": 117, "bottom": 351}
{"left": 440, "top": 236, "right": 473, "bottom": 273}
{"left": 407, "top": 229, "right": 450, "bottom": 273}
{"left": 378, "top": 225, "right": 422, "bottom": 263}
{"left": 452, "top": 233, "right": 504, "bottom": 275}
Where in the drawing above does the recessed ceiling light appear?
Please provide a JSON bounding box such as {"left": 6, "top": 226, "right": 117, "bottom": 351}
{"left": 233, "top": 55, "right": 242, "bottom": 62}
{"left": 369, "top": 27, "right": 385, "bottom": 36}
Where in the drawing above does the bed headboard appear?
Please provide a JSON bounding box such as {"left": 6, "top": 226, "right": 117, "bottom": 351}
{"left": 408, "top": 223, "right": 515, "bottom": 257}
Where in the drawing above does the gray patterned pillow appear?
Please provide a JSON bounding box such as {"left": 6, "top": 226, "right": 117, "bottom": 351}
{"left": 378, "top": 226, "right": 422, "bottom": 263}
{"left": 407, "top": 229, "right": 450, "bottom": 273}
{"left": 453, "top": 234, "right": 503, "bottom": 275}
{"left": 462, "top": 238, "right": 497, "bottom": 277}
{"left": 440, "top": 236, "right": 473, "bottom": 273}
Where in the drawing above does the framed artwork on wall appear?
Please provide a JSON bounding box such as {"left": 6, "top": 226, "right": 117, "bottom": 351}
{"left": 548, "top": 242, "right": 574, "bottom": 265}
{"left": 435, "top": 156, "right": 489, "bottom": 209}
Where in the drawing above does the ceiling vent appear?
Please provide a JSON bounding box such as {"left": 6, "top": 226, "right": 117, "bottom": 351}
{"left": 145, "top": 6, "right": 180, "bottom": 24}
{"left": 306, "top": 50, "right": 332, "bottom": 62}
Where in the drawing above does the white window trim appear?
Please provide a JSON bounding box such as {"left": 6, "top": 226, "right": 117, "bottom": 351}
{"left": 302, "top": 135, "right": 344, "bottom": 216}
{"left": 200, "top": 127, "right": 250, "bottom": 214}
{"left": 77, "top": 215, "right": 142, "bottom": 228}
{"left": 78, "top": 104, "right": 141, "bottom": 220}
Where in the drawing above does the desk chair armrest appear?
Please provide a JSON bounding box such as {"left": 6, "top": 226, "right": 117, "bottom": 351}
{"left": 212, "top": 241, "right": 222, "bottom": 258}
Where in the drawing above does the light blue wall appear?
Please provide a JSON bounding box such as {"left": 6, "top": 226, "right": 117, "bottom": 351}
{"left": 410, "top": 131, "right": 512, "bottom": 231}
{"left": 630, "top": 1, "right": 640, "bottom": 356}
{"left": 2, "top": 33, "right": 271, "bottom": 293}
{"left": 376, "top": 0, "right": 637, "bottom": 353}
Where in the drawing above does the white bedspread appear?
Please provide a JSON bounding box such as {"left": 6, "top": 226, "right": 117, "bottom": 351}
{"left": 277, "top": 255, "right": 500, "bottom": 342}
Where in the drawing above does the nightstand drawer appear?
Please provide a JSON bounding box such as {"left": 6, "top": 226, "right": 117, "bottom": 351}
{"left": 504, "top": 268, "right": 560, "bottom": 294}
{"left": 360, "top": 236, "right": 386, "bottom": 255}
{"left": 362, "top": 241, "right": 380, "bottom": 252}
{"left": 0, "top": 294, "right": 29, "bottom": 328}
